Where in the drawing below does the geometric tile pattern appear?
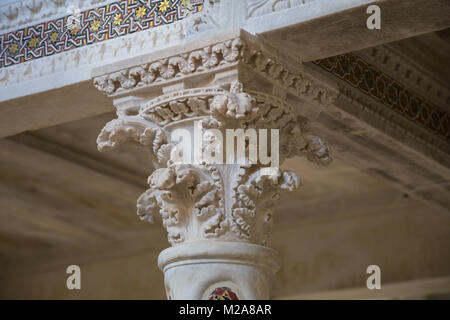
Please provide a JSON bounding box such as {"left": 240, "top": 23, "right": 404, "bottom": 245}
{"left": 0, "top": 0, "right": 204, "bottom": 69}
{"left": 314, "top": 54, "right": 450, "bottom": 142}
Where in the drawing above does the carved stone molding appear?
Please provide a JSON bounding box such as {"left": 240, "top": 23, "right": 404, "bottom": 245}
{"left": 311, "top": 53, "right": 450, "bottom": 166}
{"left": 93, "top": 29, "right": 335, "bottom": 299}
{"left": 246, "top": 0, "right": 317, "bottom": 19}
{"left": 92, "top": 30, "right": 338, "bottom": 107}
{"left": 93, "top": 38, "right": 245, "bottom": 96}
{"left": 356, "top": 44, "right": 450, "bottom": 108}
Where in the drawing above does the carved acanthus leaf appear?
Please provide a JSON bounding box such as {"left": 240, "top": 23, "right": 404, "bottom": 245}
{"left": 211, "top": 81, "right": 259, "bottom": 121}
{"left": 137, "top": 165, "right": 225, "bottom": 245}
{"left": 97, "top": 82, "right": 332, "bottom": 247}
{"left": 96, "top": 116, "right": 172, "bottom": 166}
{"left": 231, "top": 167, "right": 300, "bottom": 245}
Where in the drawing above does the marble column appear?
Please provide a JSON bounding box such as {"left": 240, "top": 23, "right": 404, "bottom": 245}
{"left": 93, "top": 29, "right": 337, "bottom": 300}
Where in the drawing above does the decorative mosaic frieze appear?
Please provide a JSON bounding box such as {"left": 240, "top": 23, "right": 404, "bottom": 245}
{"left": 0, "top": 1, "right": 104, "bottom": 32}
{"left": 313, "top": 54, "right": 450, "bottom": 142}
{"left": 0, "top": 0, "right": 204, "bottom": 69}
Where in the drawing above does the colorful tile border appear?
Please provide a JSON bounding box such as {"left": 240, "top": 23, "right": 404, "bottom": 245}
{"left": 0, "top": 0, "right": 204, "bottom": 69}
{"left": 313, "top": 54, "right": 450, "bottom": 142}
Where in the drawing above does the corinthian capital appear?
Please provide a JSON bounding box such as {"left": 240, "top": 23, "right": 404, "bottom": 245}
{"left": 93, "top": 29, "right": 337, "bottom": 300}
{"left": 96, "top": 81, "right": 331, "bottom": 244}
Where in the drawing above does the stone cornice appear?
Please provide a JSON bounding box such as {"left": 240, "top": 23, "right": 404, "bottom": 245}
{"left": 93, "top": 36, "right": 245, "bottom": 96}
{"left": 310, "top": 53, "right": 450, "bottom": 167}
{"left": 356, "top": 44, "right": 450, "bottom": 110}
{"left": 0, "top": 0, "right": 392, "bottom": 104}
{"left": 92, "top": 29, "right": 339, "bottom": 108}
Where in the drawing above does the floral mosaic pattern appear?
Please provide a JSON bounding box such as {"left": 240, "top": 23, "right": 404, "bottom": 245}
{"left": 0, "top": 0, "right": 204, "bottom": 69}
{"left": 314, "top": 54, "right": 450, "bottom": 141}
{"left": 209, "top": 287, "right": 239, "bottom": 300}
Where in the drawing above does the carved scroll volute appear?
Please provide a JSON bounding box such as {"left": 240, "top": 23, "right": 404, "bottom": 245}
{"left": 96, "top": 81, "right": 332, "bottom": 246}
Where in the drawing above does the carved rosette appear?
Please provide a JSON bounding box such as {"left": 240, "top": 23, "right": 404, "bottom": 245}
{"left": 97, "top": 81, "right": 331, "bottom": 246}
